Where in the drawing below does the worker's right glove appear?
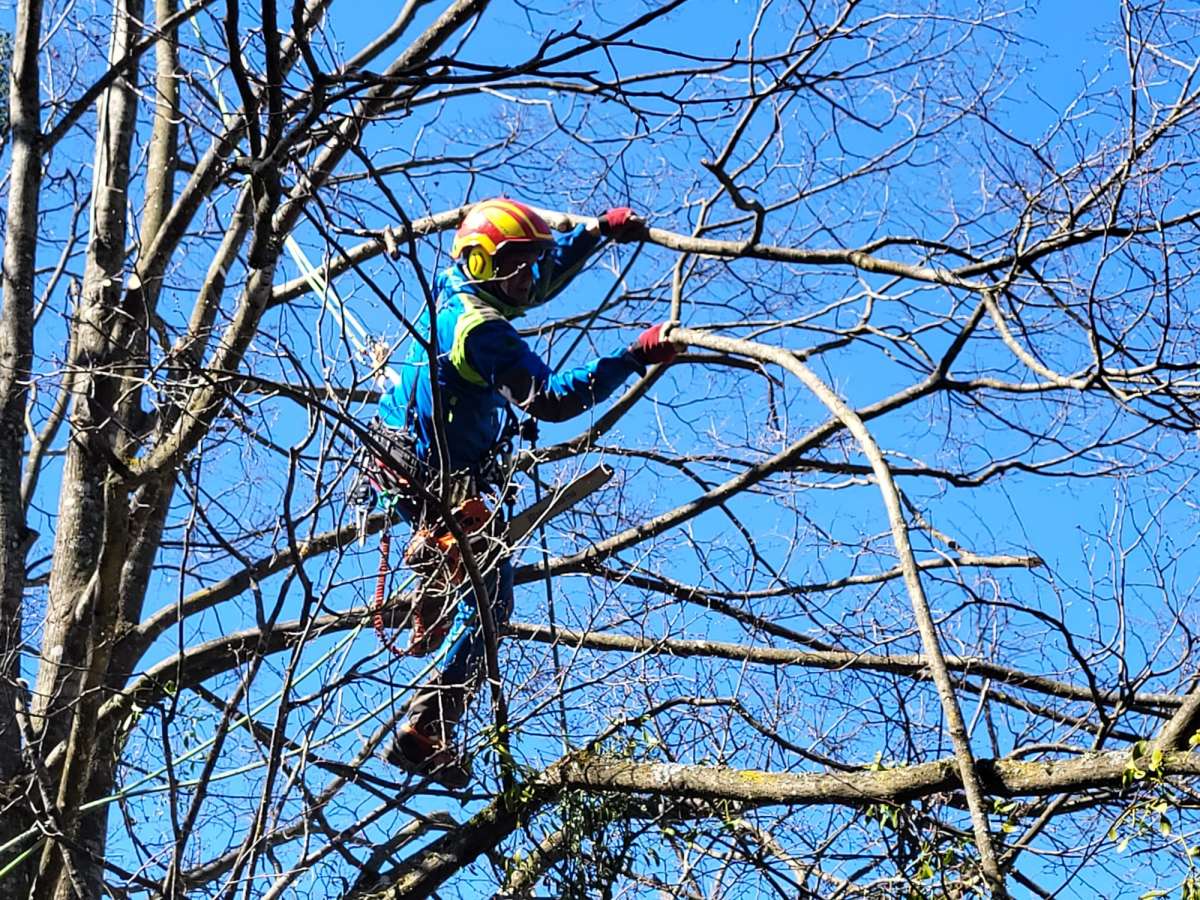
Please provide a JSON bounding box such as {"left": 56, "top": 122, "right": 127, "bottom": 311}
{"left": 597, "top": 207, "right": 646, "bottom": 243}
{"left": 629, "top": 322, "right": 680, "bottom": 366}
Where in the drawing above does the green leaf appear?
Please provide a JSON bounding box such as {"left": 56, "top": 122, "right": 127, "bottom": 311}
{"left": 1118, "top": 836, "right": 1131, "bottom": 853}
{"left": 1160, "top": 815, "right": 1172, "bottom": 836}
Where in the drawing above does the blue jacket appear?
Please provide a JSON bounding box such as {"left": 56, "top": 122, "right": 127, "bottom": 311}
{"left": 379, "top": 224, "right": 643, "bottom": 472}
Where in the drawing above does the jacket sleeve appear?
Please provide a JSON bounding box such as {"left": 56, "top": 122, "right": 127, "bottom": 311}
{"left": 532, "top": 223, "right": 602, "bottom": 306}
{"left": 465, "top": 318, "right": 643, "bottom": 422}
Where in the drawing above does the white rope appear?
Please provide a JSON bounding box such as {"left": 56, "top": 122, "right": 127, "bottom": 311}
{"left": 194, "top": 18, "right": 402, "bottom": 388}
{"left": 284, "top": 235, "right": 402, "bottom": 386}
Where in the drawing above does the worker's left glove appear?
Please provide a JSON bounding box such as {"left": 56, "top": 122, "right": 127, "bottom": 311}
{"left": 598, "top": 207, "right": 646, "bottom": 243}
{"left": 628, "top": 322, "right": 681, "bottom": 367}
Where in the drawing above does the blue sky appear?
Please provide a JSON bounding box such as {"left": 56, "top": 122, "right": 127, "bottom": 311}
{"left": 8, "top": 0, "right": 1200, "bottom": 896}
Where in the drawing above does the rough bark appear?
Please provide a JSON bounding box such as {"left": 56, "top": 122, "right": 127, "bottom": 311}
{"left": 141, "top": 0, "right": 180, "bottom": 250}
{"left": 349, "top": 745, "right": 1193, "bottom": 900}
{"left": 28, "top": 3, "right": 144, "bottom": 898}
{"left": 0, "top": 2, "right": 43, "bottom": 895}
{"left": 67, "top": 2, "right": 187, "bottom": 876}
{"left": 547, "top": 750, "right": 1194, "bottom": 806}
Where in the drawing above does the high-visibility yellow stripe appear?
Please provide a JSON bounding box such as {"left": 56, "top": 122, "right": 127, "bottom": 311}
{"left": 456, "top": 232, "right": 500, "bottom": 258}
{"left": 490, "top": 200, "right": 550, "bottom": 240}
{"left": 491, "top": 207, "right": 523, "bottom": 236}
{"left": 449, "top": 300, "right": 488, "bottom": 386}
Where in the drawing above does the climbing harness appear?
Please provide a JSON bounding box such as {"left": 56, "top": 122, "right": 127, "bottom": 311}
{"left": 357, "top": 416, "right": 512, "bottom": 659}
{"left": 369, "top": 504, "right": 495, "bottom": 661}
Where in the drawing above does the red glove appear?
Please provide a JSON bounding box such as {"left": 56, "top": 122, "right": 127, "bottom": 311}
{"left": 629, "top": 322, "right": 679, "bottom": 366}
{"left": 598, "top": 207, "right": 645, "bottom": 243}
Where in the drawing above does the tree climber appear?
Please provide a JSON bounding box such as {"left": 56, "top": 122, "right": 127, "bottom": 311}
{"left": 369, "top": 197, "right": 682, "bottom": 786}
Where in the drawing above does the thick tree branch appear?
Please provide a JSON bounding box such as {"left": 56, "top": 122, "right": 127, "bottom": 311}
{"left": 43, "top": 0, "right": 218, "bottom": 149}
{"left": 504, "top": 622, "right": 1178, "bottom": 715}
{"left": 348, "top": 744, "right": 1196, "bottom": 900}
{"left": 547, "top": 749, "right": 1193, "bottom": 806}
{"left": 673, "top": 327, "right": 1009, "bottom": 895}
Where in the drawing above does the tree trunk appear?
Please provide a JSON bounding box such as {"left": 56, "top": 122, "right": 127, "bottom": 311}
{"left": 28, "top": 2, "right": 144, "bottom": 898}
{"left": 0, "top": 0, "right": 44, "bottom": 896}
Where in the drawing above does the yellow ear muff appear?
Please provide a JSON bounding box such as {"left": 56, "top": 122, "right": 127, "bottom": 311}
{"left": 466, "top": 247, "right": 493, "bottom": 281}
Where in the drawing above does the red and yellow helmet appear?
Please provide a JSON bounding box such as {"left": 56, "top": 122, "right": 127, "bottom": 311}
{"left": 451, "top": 198, "right": 553, "bottom": 281}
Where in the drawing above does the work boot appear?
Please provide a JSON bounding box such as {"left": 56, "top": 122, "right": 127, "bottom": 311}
{"left": 384, "top": 723, "right": 471, "bottom": 789}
